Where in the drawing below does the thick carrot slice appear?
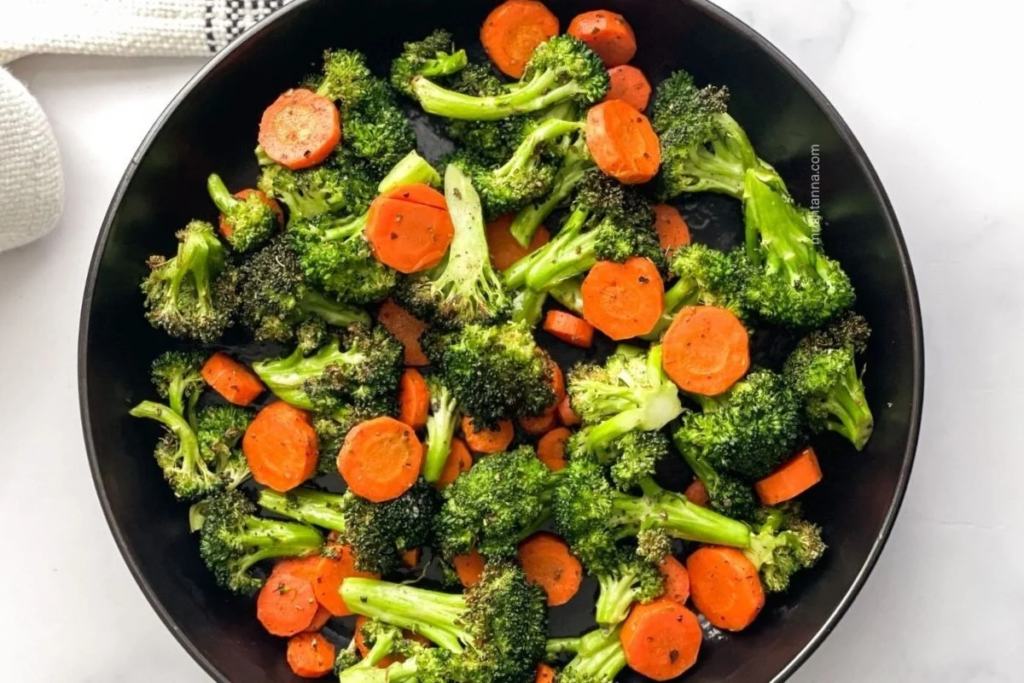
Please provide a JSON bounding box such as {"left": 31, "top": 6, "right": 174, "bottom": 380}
{"left": 219, "top": 188, "right": 284, "bottom": 241}
{"left": 287, "top": 631, "right": 337, "bottom": 678}
{"left": 543, "top": 310, "right": 595, "bottom": 348}
{"left": 304, "top": 605, "right": 331, "bottom": 633}
{"left": 315, "top": 544, "right": 379, "bottom": 617}
{"left": 586, "top": 99, "right": 661, "bottom": 184}
{"left": 620, "top": 599, "right": 702, "bottom": 680}
{"left": 243, "top": 401, "right": 318, "bottom": 492}
{"left": 365, "top": 185, "right": 455, "bottom": 274}
{"left": 258, "top": 88, "right": 341, "bottom": 171}
{"left": 659, "top": 555, "right": 690, "bottom": 606}
{"left": 535, "top": 663, "right": 557, "bottom": 683}
{"left": 687, "top": 546, "right": 765, "bottom": 632}
{"left": 337, "top": 417, "right": 424, "bottom": 503}
{"left": 481, "top": 0, "right": 560, "bottom": 78}
{"left": 519, "top": 407, "right": 558, "bottom": 436}
{"left": 755, "top": 447, "right": 823, "bottom": 505}
{"left": 486, "top": 215, "right": 551, "bottom": 269}
{"left": 557, "top": 395, "right": 581, "bottom": 426}
{"left": 568, "top": 10, "right": 638, "bottom": 67}
{"left": 453, "top": 550, "right": 486, "bottom": 588}
{"left": 662, "top": 305, "right": 749, "bottom": 396}
{"left": 377, "top": 299, "right": 430, "bottom": 367}
{"left": 436, "top": 437, "right": 473, "bottom": 489}
{"left": 402, "top": 548, "right": 421, "bottom": 569}
{"left": 536, "top": 427, "right": 571, "bottom": 472}
{"left": 581, "top": 257, "right": 664, "bottom": 340}
{"left": 653, "top": 204, "right": 691, "bottom": 260}
{"left": 542, "top": 350, "right": 566, "bottom": 403}
{"left": 603, "top": 65, "right": 652, "bottom": 111}
{"left": 519, "top": 532, "right": 583, "bottom": 607}
{"left": 398, "top": 369, "right": 430, "bottom": 430}
{"left": 683, "top": 478, "right": 710, "bottom": 507}
{"left": 461, "top": 416, "right": 514, "bottom": 454}
{"left": 201, "top": 351, "right": 265, "bottom": 406}
{"left": 257, "top": 572, "right": 319, "bottom": 637}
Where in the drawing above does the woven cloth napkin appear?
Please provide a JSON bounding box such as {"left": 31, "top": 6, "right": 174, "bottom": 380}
{"left": 0, "top": 0, "right": 292, "bottom": 253}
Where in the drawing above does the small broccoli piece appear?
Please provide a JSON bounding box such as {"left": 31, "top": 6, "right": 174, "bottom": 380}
{"left": 337, "top": 620, "right": 419, "bottom": 679}
{"left": 258, "top": 149, "right": 380, "bottom": 225}
{"left": 395, "top": 164, "right": 511, "bottom": 329}
{"left": 440, "top": 63, "right": 532, "bottom": 163}
{"left": 547, "top": 277, "right": 584, "bottom": 315}
{"left": 672, "top": 426, "right": 758, "bottom": 521}
{"left": 567, "top": 345, "right": 683, "bottom": 454}
{"left": 674, "top": 369, "right": 804, "bottom": 481}
{"left": 509, "top": 133, "right": 593, "bottom": 248}
{"left": 252, "top": 326, "right": 403, "bottom": 415}
{"left": 196, "top": 404, "right": 252, "bottom": 491}
{"left": 742, "top": 170, "right": 855, "bottom": 327}
{"left": 651, "top": 70, "right": 780, "bottom": 200}
{"left": 391, "top": 29, "right": 468, "bottom": 97}
{"left": 343, "top": 79, "right": 417, "bottom": 175}
{"left": 258, "top": 481, "right": 440, "bottom": 575}
{"left": 510, "top": 288, "right": 548, "bottom": 328}
{"left": 198, "top": 489, "right": 323, "bottom": 594}
{"left": 129, "top": 400, "right": 220, "bottom": 500}
{"left": 743, "top": 505, "right": 826, "bottom": 593}
{"left": 435, "top": 446, "right": 553, "bottom": 561}
{"left": 412, "top": 36, "right": 608, "bottom": 120}
{"left": 237, "top": 236, "right": 370, "bottom": 345}
{"left": 593, "top": 550, "right": 664, "bottom": 628}
{"left": 205, "top": 173, "right": 277, "bottom": 253}
{"left": 546, "top": 627, "right": 627, "bottom": 683}
{"left": 503, "top": 170, "right": 661, "bottom": 292}
{"left": 606, "top": 430, "right": 670, "bottom": 492}
{"left": 333, "top": 639, "right": 361, "bottom": 676}
{"left": 141, "top": 220, "right": 236, "bottom": 342}
{"left": 341, "top": 561, "right": 548, "bottom": 683}
{"left": 311, "top": 48, "right": 375, "bottom": 104}
{"left": 150, "top": 350, "right": 205, "bottom": 422}
{"left": 423, "top": 377, "right": 460, "bottom": 483}
{"left": 426, "top": 321, "right": 555, "bottom": 426}
{"left": 784, "top": 313, "right": 873, "bottom": 449}
{"left": 642, "top": 243, "right": 751, "bottom": 340}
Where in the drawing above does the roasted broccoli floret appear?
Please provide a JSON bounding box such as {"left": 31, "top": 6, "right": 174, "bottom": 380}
{"left": 310, "top": 48, "right": 375, "bottom": 103}
{"left": 340, "top": 562, "right": 548, "bottom": 683}
{"left": 411, "top": 36, "right": 608, "bottom": 120}
{"left": 252, "top": 326, "right": 403, "bottom": 416}
{"left": 141, "top": 220, "right": 236, "bottom": 342}
{"left": 674, "top": 369, "right": 804, "bottom": 481}
{"left": 439, "top": 63, "right": 532, "bottom": 165}
{"left": 198, "top": 489, "right": 323, "bottom": 594}
{"left": 672, "top": 428, "right": 758, "bottom": 521}
{"left": 784, "top": 312, "right": 873, "bottom": 449}
{"left": 504, "top": 170, "right": 661, "bottom": 292}
{"left": 435, "top": 446, "right": 553, "bottom": 561}
{"left": 339, "top": 620, "right": 422, "bottom": 678}
{"left": 196, "top": 404, "right": 252, "bottom": 491}
{"left": 742, "top": 170, "right": 855, "bottom": 327}
{"left": 593, "top": 550, "right": 665, "bottom": 628}
{"left": 426, "top": 321, "right": 555, "bottom": 426}
{"left": 744, "top": 505, "right": 826, "bottom": 593}
{"left": 391, "top": 29, "right": 468, "bottom": 96}
{"left": 258, "top": 149, "right": 380, "bottom": 225}
{"left": 130, "top": 400, "right": 220, "bottom": 500}
{"left": 258, "top": 481, "right": 440, "bottom": 575}
{"left": 205, "top": 173, "right": 277, "bottom": 253}
{"left": 150, "top": 350, "right": 205, "bottom": 422}
{"left": 395, "top": 164, "right": 511, "bottom": 329}
{"left": 547, "top": 626, "right": 627, "bottom": 683}
{"left": 423, "top": 376, "right": 460, "bottom": 483}
{"left": 567, "top": 345, "right": 683, "bottom": 454}
{"left": 237, "top": 236, "right": 369, "bottom": 346}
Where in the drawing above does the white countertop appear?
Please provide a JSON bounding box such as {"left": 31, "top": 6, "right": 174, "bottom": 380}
{"left": 1, "top": 0, "right": 1021, "bottom": 680}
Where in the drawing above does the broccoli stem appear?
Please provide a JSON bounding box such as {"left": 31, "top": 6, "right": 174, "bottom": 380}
{"left": 495, "top": 119, "right": 585, "bottom": 180}
{"left": 547, "top": 278, "right": 584, "bottom": 315}
{"left": 258, "top": 488, "right": 346, "bottom": 532}
{"left": 129, "top": 400, "right": 201, "bottom": 470}
{"left": 511, "top": 288, "right": 548, "bottom": 327}
{"left": 611, "top": 479, "right": 751, "bottom": 548}
{"left": 234, "top": 520, "right": 324, "bottom": 576}
{"left": 379, "top": 151, "right": 442, "bottom": 193}
{"left": 594, "top": 574, "right": 641, "bottom": 627}
{"left": 419, "top": 50, "right": 469, "bottom": 79}
{"left": 423, "top": 386, "right": 458, "bottom": 483}
{"left": 299, "top": 290, "right": 371, "bottom": 327}
{"left": 551, "top": 628, "right": 627, "bottom": 680}
{"left": 341, "top": 577, "right": 469, "bottom": 653}
{"left": 743, "top": 170, "right": 815, "bottom": 270}
{"left": 412, "top": 70, "right": 579, "bottom": 120}
{"left": 206, "top": 173, "right": 240, "bottom": 213}
{"left": 510, "top": 151, "right": 591, "bottom": 248}
{"left": 504, "top": 208, "right": 591, "bottom": 290}
{"left": 825, "top": 364, "right": 874, "bottom": 450}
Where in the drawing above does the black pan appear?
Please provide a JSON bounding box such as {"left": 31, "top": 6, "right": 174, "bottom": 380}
{"left": 78, "top": 0, "right": 924, "bottom": 681}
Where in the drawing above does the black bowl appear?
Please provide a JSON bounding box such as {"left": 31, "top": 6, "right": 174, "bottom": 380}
{"left": 79, "top": 0, "right": 923, "bottom": 681}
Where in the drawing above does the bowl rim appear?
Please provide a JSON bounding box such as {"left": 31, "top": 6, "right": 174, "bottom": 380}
{"left": 77, "top": 1, "right": 924, "bottom": 681}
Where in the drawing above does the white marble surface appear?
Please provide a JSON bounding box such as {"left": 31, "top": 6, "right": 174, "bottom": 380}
{"left": 1, "top": 0, "right": 1021, "bottom": 680}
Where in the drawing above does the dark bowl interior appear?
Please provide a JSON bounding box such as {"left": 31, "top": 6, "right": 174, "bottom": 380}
{"left": 79, "top": 0, "right": 923, "bottom": 681}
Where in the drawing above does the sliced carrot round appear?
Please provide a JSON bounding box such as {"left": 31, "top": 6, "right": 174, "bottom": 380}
{"left": 257, "top": 572, "right": 319, "bottom": 637}
{"left": 662, "top": 305, "right": 749, "bottom": 396}
{"left": 659, "top": 555, "right": 691, "bottom": 606}
{"left": 287, "top": 631, "right": 337, "bottom": 678}
{"left": 314, "top": 544, "right": 379, "bottom": 617}
{"left": 258, "top": 88, "right": 341, "bottom": 171}
{"left": 581, "top": 257, "right": 664, "bottom": 340}
{"left": 543, "top": 310, "right": 594, "bottom": 348}
{"left": 436, "top": 437, "right": 473, "bottom": 489}
{"left": 377, "top": 299, "right": 430, "bottom": 367}
{"left": 365, "top": 185, "right": 455, "bottom": 274}
{"left": 398, "top": 368, "right": 430, "bottom": 430}
{"left": 684, "top": 478, "right": 710, "bottom": 507}
{"left": 453, "top": 549, "right": 486, "bottom": 588}
{"left": 568, "top": 10, "right": 638, "bottom": 67}
{"left": 653, "top": 204, "right": 691, "bottom": 260}
{"left": 687, "top": 546, "right": 765, "bottom": 632}
{"left": 304, "top": 605, "right": 331, "bottom": 633}
{"left": 337, "top": 417, "right": 424, "bottom": 503}
{"left": 535, "top": 663, "right": 557, "bottom": 683}
{"left": 202, "top": 351, "right": 265, "bottom": 406}
{"left": 519, "top": 407, "right": 558, "bottom": 436}
{"left": 486, "top": 214, "right": 551, "bottom": 270}
{"left": 586, "top": 99, "right": 661, "bottom": 185}
{"left": 481, "top": 0, "right": 560, "bottom": 78}
{"left": 755, "top": 446, "right": 823, "bottom": 505}
{"left": 536, "top": 427, "right": 571, "bottom": 472}
{"left": 604, "top": 65, "right": 652, "bottom": 111}
{"left": 620, "top": 599, "right": 702, "bottom": 680}
{"left": 243, "top": 401, "right": 317, "bottom": 492}
{"left": 382, "top": 183, "right": 448, "bottom": 209}
{"left": 461, "top": 416, "right": 514, "bottom": 454}
{"left": 519, "top": 532, "right": 583, "bottom": 606}
{"left": 557, "top": 395, "right": 581, "bottom": 426}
